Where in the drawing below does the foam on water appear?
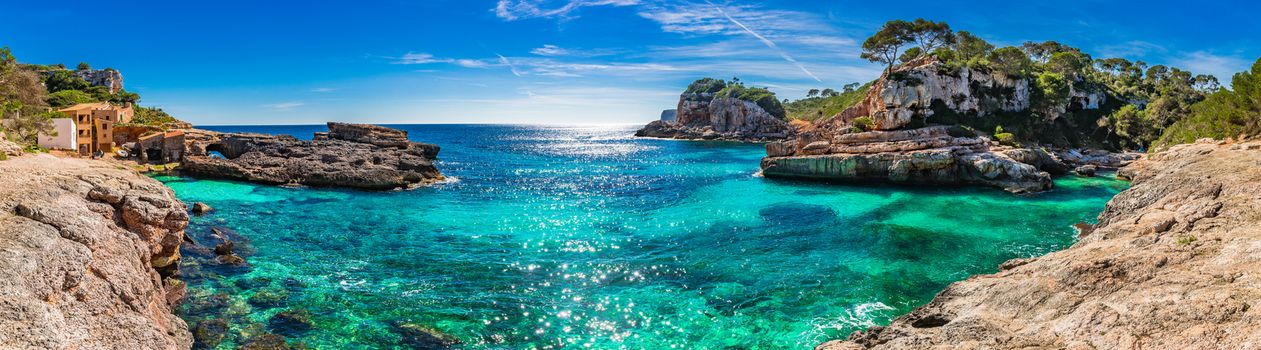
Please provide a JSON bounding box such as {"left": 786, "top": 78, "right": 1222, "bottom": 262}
{"left": 161, "top": 124, "right": 1128, "bottom": 349}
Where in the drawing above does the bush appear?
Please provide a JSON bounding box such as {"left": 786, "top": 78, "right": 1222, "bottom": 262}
{"left": 853, "top": 116, "right": 875, "bottom": 131}
{"left": 784, "top": 83, "right": 871, "bottom": 121}
{"left": 1154, "top": 56, "right": 1261, "bottom": 149}
{"left": 46, "top": 90, "right": 97, "bottom": 107}
{"left": 132, "top": 106, "right": 179, "bottom": 126}
{"left": 684, "top": 78, "right": 726, "bottom": 94}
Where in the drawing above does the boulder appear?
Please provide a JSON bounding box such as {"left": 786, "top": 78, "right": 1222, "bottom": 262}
{"left": 239, "top": 333, "right": 291, "bottom": 350}
{"left": 1074, "top": 164, "right": 1098, "bottom": 177}
{"left": 192, "top": 319, "right": 229, "bottom": 349}
{"left": 392, "top": 322, "right": 460, "bottom": 349}
{"left": 268, "top": 308, "right": 314, "bottom": 336}
{"left": 191, "top": 201, "right": 213, "bottom": 214}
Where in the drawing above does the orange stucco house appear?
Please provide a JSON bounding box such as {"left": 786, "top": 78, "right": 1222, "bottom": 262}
{"left": 58, "top": 102, "right": 134, "bottom": 156}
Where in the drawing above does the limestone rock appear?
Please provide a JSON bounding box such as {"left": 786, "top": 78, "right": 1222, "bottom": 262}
{"left": 760, "top": 126, "right": 1054, "bottom": 193}
{"left": 818, "top": 141, "right": 1261, "bottom": 349}
{"left": 1074, "top": 164, "right": 1098, "bottom": 177}
{"left": 191, "top": 201, "right": 213, "bottom": 214}
{"left": 0, "top": 154, "right": 192, "bottom": 349}
{"left": 181, "top": 123, "right": 444, "bottom": 190}
{"left": 636, "top": 93, "right": 791, "bottom": 141}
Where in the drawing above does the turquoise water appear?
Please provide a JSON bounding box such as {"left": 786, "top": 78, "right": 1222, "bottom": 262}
{"left": 160, "top": 124, "right": 1128, "bottom": 349}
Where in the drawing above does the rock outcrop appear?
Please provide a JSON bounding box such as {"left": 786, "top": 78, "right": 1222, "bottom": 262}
{"left": 75, "top": 68, "right": 125, "bottom": 94}
{"left": 761, "top": 58, "right": 1117, "bottom": 193}
{"left": 181, "top": 123, "right": 443, "bottom": 190}
{"left": 636, "top": 92, "right": 792, "bottom": 141}
{"left": 761, "top": 126, "right": 1054, "bottom": 193}
{"left": 0, "top": 154, "right": 192, "bottom": 349}
{"left": 818, "top": 139, "right": 1261, "bottom": 349}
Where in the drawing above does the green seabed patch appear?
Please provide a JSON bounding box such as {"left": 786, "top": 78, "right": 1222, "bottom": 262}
{"left": 156, "top": 126, "right": 1129, "bottom": 349}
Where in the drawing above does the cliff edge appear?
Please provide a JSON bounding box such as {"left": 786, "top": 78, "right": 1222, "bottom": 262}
{"left": 819, "top": 139, "right": 1261, "bottom": 349}
{"left": 0, "top": 154, "right": 192, "bottom": 349}
{"left": 636, "top": 78, "right": 793, "bottom": 141}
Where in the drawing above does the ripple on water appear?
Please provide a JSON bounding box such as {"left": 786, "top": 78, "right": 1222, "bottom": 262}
{"left": 164, "top": 124, "right": 1127, "bottom": 349}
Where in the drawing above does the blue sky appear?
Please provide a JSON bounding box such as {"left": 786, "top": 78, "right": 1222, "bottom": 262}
{"left": 3, "top": 0, "right": 1258, "bottom": 125}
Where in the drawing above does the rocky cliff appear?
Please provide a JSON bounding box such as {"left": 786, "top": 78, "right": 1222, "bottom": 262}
{"left": 819, "top": 139, "right": 1261, "bottom": 349}
{"left": 0, "top": 154, "right": 192, "bottom": 349}
{"left": 762, "top": 58, "right": 1117, "bottom": 193}
{"left": 636, "top": 91, "right": 792, "bottom": 141}
{"left": 181, "top": 123, "right": 443, "bottom": 190}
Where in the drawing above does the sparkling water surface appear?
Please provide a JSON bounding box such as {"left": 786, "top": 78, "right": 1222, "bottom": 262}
{"left": 158, "top": 124, "right": 1128, "bottom": 349}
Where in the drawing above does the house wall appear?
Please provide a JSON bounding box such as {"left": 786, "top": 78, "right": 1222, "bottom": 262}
{"left": 37, "top": 118, "right": 77, "bottom": 150}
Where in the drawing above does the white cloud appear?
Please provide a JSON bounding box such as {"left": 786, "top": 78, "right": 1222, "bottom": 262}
{"left": 1168, "top": 51, "right": 1251, "bottom": 86}
{"left": 494, "top": 0, "right": 640, "bottom": 21}
{"left": 496, "top": 54, "right": 524, "bottom": 77}
{"left": 310, "top": 87, "right": 336, "bottom": 93}
{"left": 263, "top": 102, "right": 304, "bottom": 111}
{"left": 712, "top": 4, "right": 820, "bottom": 82}
{"left": 393, "top": 52, "right": 448, "bottom": 64}
{"left": 1095, "top": 40, "right": 1168, "bottom": 59}
{"left": 531, "top": 44, "right": 569, "bottom": 56}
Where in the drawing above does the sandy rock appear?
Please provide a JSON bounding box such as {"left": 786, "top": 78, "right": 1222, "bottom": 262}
{"left": 0, "top": 154, "right": 192, "bottom": 349}
{"left": 818, "top": 141, "right": 1261, "bottom": 349}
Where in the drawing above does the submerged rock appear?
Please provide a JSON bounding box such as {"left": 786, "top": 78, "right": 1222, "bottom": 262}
{"left": 248, "top": 288, "right": 290, "bottom": 309}
{"left": 192, "top": 319, "right": 229, "bottom": 349}
{"left": 1074, "top": 164, "right": 1098, "bottom": 177}
{"left": 239, "top": 333, "right": 291, "bottom": 350}
{"left": 817, "top": 139, "right": 1261, "bottom": 349}
{"left": 181, "top": 123, "right": 444, "bottom": 190}
{"left": 268, "top": 308, "right": 314, "bottom": 336}
{"left": 392, "top": 322, "right": 460, "bottom": 349}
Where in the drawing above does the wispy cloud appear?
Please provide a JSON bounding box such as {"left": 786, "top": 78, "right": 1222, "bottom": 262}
{"left": 531, "top": 44, "right": 569, "bottom": 56}
{"left": 263, "top": 102, "right": 304, "bottom": 111}
{"left": 1095, "top": 40, "right": 1168, "bottom": 59}
{"left": 711, "top": 3, "right": 820, "bottom": 82}
{"left": 496, "top": 54, "right": 524, "bottom": 77}
{"left": 311, "top": 87, "right": 336, "bottom": 93}
{"left": 494, "top": 0, "right": 640, "bottom": 21}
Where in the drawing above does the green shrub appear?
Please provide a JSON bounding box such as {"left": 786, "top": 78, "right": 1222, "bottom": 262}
{"left": 784, "top": 83, "right": 871, "bottom": 121}
{"left": 995, "top": 132, "right": 1016, "bottom": 145}
{"left": 1176, "top": 235, "right": 1197, "bottom": 245}
{"left": 716, "top": 84, "right": 786, "bottom": 120}
{"left": 0, "top": 152, "right": 7, "bottom": 161}
{"left": 1154, "top": 56, "right": 1261, "bottom": 150}
{"left": 853, "top": 116, "right": 875, "bottom": 131}
{"left": 46, "top": 90, "right": 97, "bottom": 107}
{"left": 684, "top": 78, "right": 726, "bottom": 94}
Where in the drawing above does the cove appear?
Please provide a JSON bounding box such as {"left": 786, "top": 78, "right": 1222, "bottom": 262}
{"left": 159, "top": 124, "right": 1128, "bottom": 349}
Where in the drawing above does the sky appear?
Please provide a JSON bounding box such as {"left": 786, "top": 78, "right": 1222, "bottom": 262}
{"left": 2, "top": 0, "right": 1258, "bottom": 125}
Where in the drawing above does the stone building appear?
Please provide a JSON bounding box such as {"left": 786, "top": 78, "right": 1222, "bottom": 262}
{"left": 136, "top": 130, "right": 185, "bottom": 164}
{"left": 58, "top": 102, "right": 135, "bottom": 156}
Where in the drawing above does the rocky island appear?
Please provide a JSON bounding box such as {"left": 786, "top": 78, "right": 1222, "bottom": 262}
{"left": 181, "top": 122, "right": 443, "bottom": 190}
{"left": 636, "top": 78, "right": 794, "bottom": 141}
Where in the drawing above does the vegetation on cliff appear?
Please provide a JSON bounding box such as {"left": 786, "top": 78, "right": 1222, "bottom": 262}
{"left": 1154, "top": 57, "right": 1261, "bottom": 149}
{"left": 684, "top": 77, "right": 786, "bottom": 119}
{"left": 784, "top": 83, "right": 870, "bottom": 121}
{"left": 0, "top": 45, "right": 185, "bottom": 148}
{"left": 850, "top": 19, "right": 1224, "bottom": 151}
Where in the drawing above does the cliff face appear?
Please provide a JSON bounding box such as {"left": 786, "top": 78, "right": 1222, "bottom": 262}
{"left": 181, "top": 123, "right": 443, "bottom": 190}
{"left": 761, "top": 59, "right": 1117, "bottom": 193}
{"left": 0, "top": 154, "right": 192, "bottom": 349}
{"left": 820, "top": 139, "right": 1261, "bottom": 350}
{"left": 75, "top": 69, "right": 125, "bottom": 94}
{"left": 636, "top": 92, "right": 792, "bottom": 141}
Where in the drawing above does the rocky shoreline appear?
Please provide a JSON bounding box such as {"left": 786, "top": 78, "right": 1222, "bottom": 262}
{"left": 0, "top": 154, "right": 192, "bottom": 349}
{"left": 819, "top": 139, "right": 1261, "bottom": 349}
{"left": 635, "top": 89, "right": 793, "bottom": 142}
{"left": 180, "top": 123, "right": 444, "bottom": 190}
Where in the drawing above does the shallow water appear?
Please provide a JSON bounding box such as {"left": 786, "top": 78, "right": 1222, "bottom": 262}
{"left": 159, "top": 124, "right": 1128, "bottom": 349}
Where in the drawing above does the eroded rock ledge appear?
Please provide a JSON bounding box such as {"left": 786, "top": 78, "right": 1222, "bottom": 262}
{"left": 181, "top": 122, "right": 443, "bottom": 190}
{"left": 818, "top": 139, "right": 1261, "bottom": 349}
{"left": 0, "top": 154, "right": 192, "bottom": 349}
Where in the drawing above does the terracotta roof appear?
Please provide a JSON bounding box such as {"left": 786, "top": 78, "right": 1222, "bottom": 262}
{"left": 57, "top": 102, "right": 119, "bottom": 112}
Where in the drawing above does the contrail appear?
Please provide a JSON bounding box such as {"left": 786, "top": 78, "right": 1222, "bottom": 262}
{"left": 713, "top": 3, "right": 822, "bottom": 82}
{"left": 496, "top": 53, "right": 524, "bottom": 77}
